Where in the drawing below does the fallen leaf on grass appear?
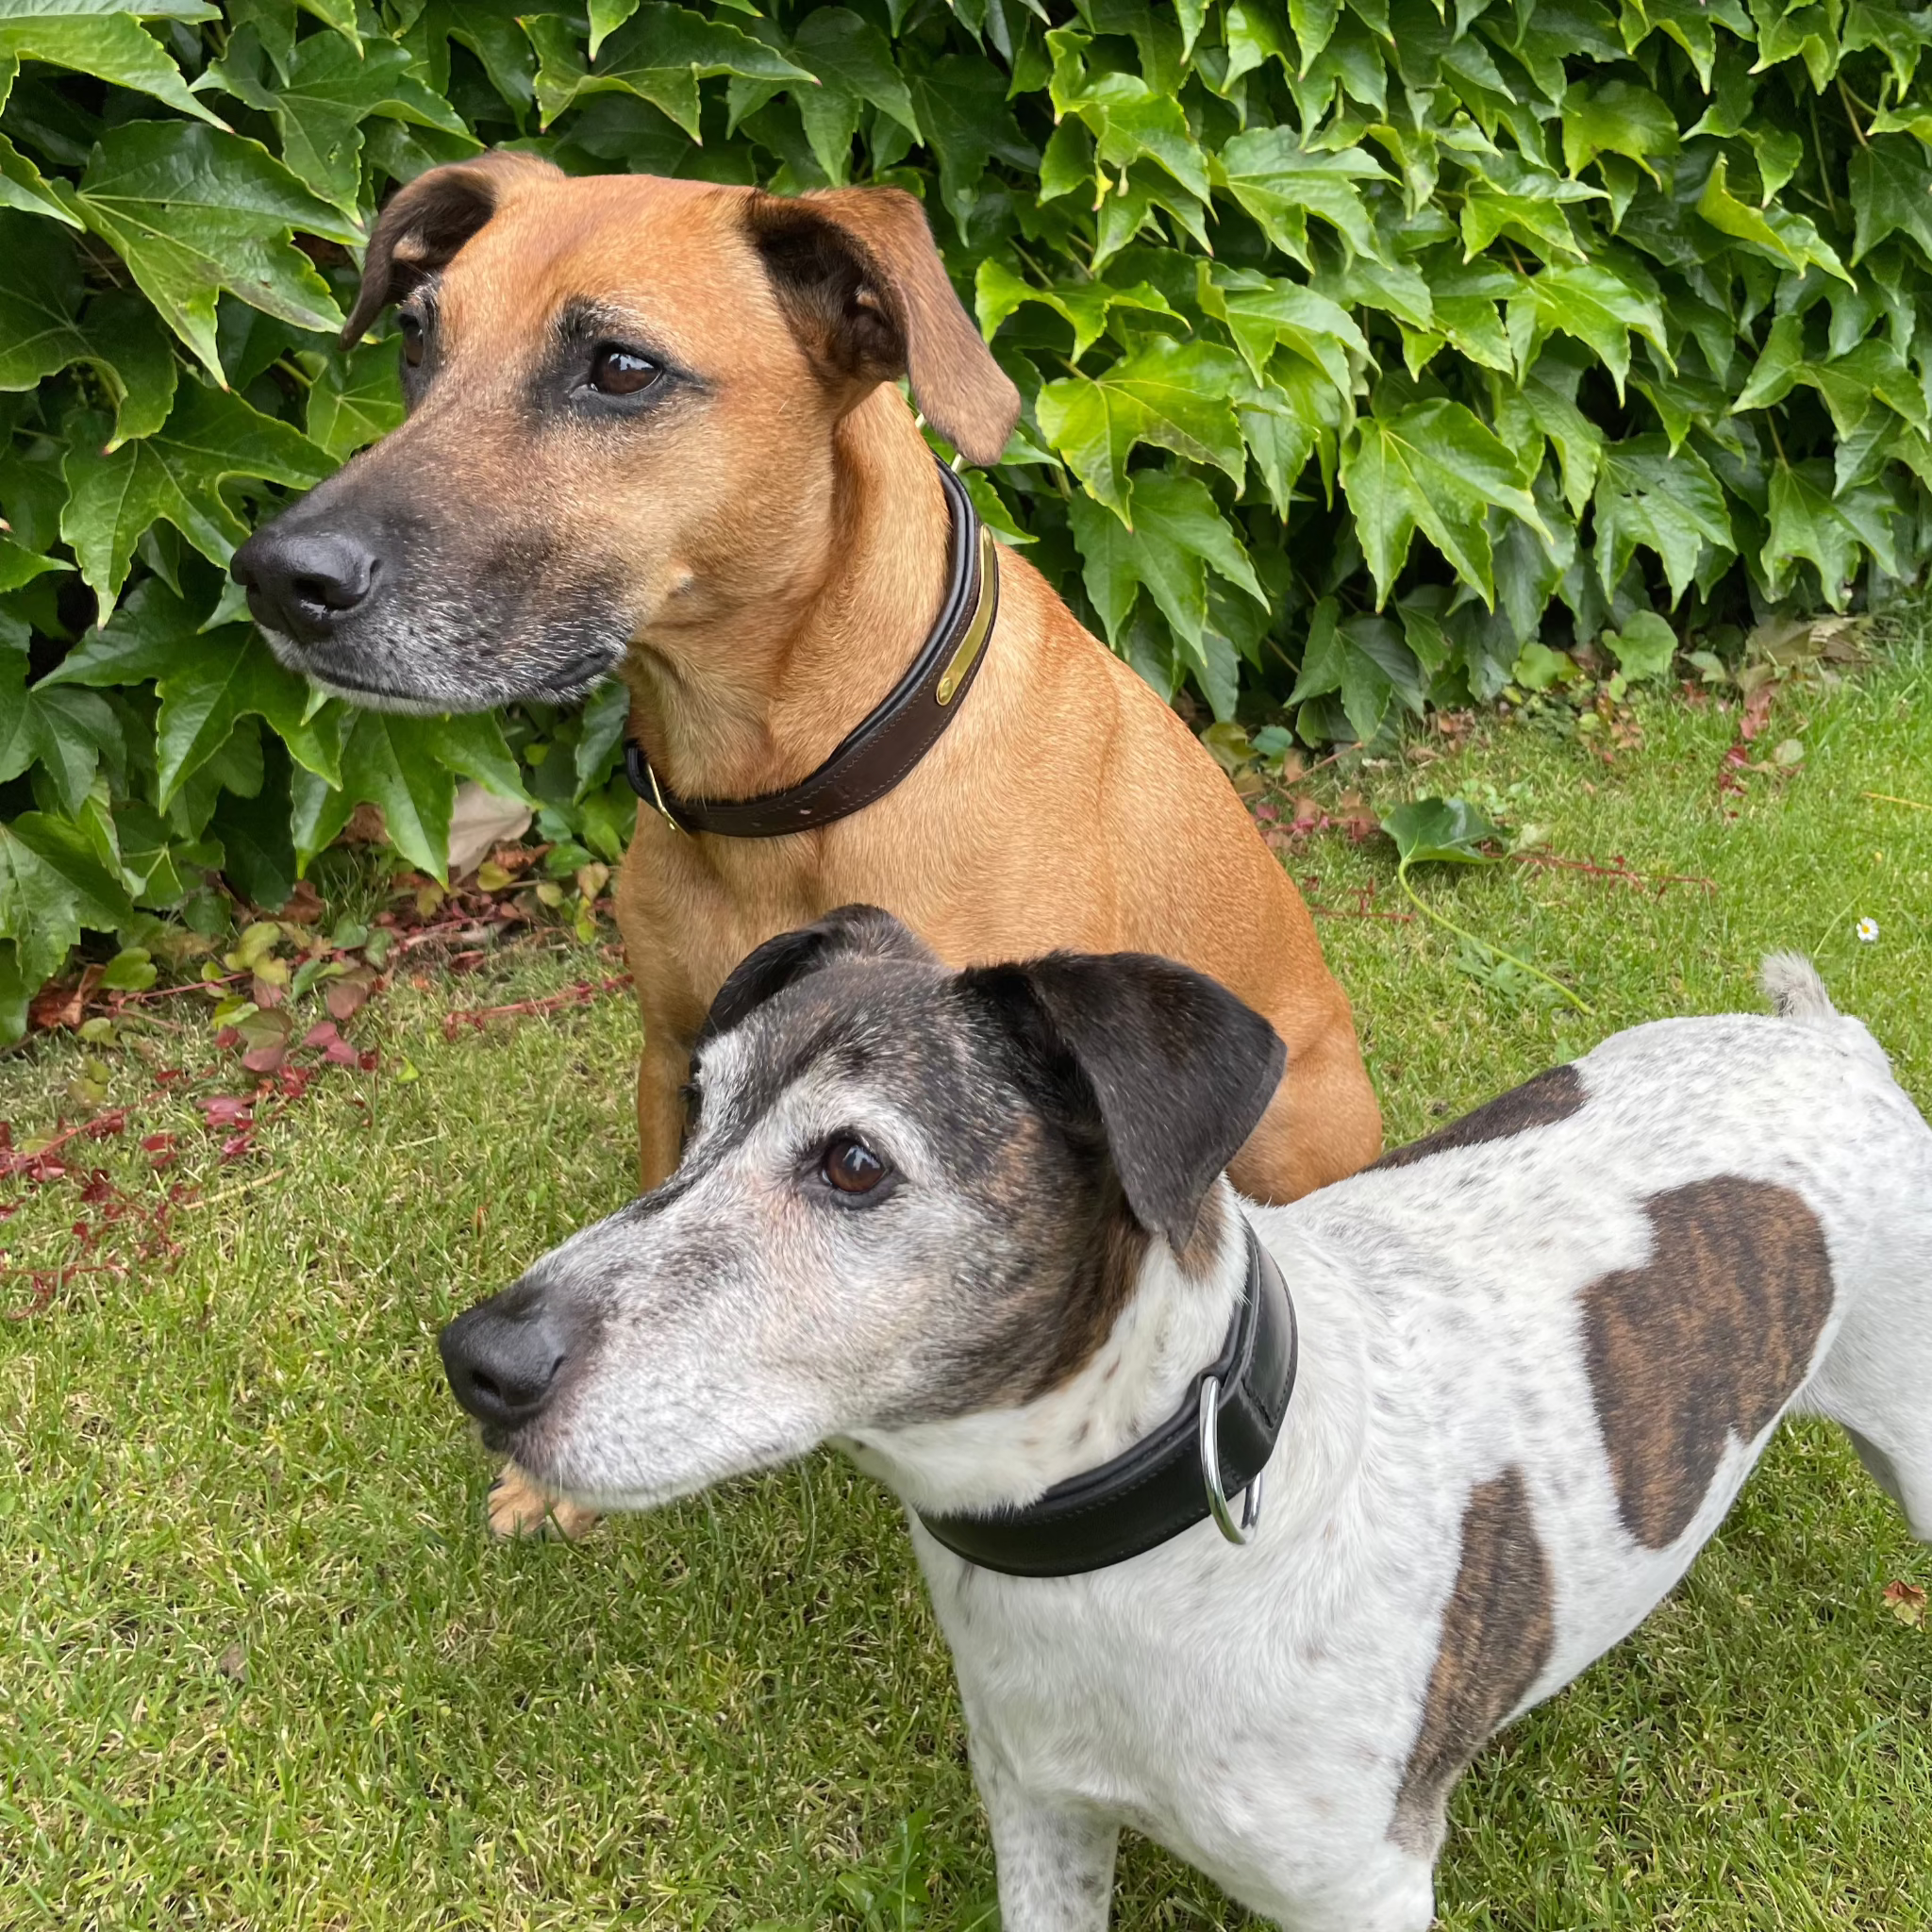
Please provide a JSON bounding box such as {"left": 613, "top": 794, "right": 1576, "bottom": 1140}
{"left": 324, "top": 965, "right": 377, "bottom": 1023}
{"left": 30, "top": 966, "right": 103, "bottom": 1032}
{"left": 279, "top": 880, "right": 324, "bottom": 924}
{"left": 198, "top": 1097, "right": 255, "bottom": 1130}
{"left": 1883, "top": 1580, "right": 1925, "bottom": 1626}
{"left": 301, "top": 1021, "right": 362, "bottom": 1066}
{"left": 237, "top": 1008, "right": 293, "bottom": 1074}
{"left": 1738, "top": 684, "right": 1776, "bottom": 742}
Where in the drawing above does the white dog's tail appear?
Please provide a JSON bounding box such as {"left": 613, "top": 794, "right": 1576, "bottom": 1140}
{"left": 1760, "top": 953, "right": 1839, "bottom": 1024}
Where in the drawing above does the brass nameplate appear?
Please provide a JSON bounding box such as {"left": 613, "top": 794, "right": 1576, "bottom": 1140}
{"left": 937, "top": 526, "right": 1000, "bottom": 706}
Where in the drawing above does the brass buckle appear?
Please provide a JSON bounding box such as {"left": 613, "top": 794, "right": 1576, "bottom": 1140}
{"left": 625, "top": 743, "right": 688, "bottom": 835}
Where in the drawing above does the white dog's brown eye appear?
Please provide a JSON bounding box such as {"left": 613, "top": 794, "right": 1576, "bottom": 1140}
{"left": 591, "top": 345, "right": 659, "bottom": 395}
{"left": 822, "top": 1136, "right": 887, "bottom": 1194}
{"left": 398, "top": 312, "right": 425, "bottom": 368}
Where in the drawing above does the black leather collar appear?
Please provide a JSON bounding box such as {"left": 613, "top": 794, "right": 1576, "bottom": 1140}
{"left": 625, "top": 459, "right": 999, "bottom": 839}
{"left": 917, "top": 1220, "right": 1297, "bottom": 1578}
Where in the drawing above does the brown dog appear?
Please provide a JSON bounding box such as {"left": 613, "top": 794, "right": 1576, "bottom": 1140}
{"left": 233, "top": 153, "right": 1382, "bottom": 1536}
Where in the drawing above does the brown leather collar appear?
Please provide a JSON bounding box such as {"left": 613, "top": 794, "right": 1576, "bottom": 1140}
{"left": 625, "top": 460, "right": 999, "bottom": 839}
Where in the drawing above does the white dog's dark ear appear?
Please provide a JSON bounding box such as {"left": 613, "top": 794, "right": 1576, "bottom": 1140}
{"left": 744, "top": 186, "right": 1021, "bottom": 466}
{"left": 340, "top": 150, "right": 561, "bottom": 346}
{"left": 968, "top": 954, "right": 1286, "bottom": 1252}
{"left": 697, "top": 905, "right": 932, "bottom": 1049}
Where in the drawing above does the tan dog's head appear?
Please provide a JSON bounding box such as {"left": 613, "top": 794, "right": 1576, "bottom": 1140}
{"left": 230, "top": 155, "right": 1019, "bottom": 710}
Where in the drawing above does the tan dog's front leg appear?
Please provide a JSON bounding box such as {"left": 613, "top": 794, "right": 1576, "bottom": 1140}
{"left": 634, "top": 1036, "right": 691, "bottom": 1192}
{"left": 487, "top": 1034, "right": 691, "bottom": 1541}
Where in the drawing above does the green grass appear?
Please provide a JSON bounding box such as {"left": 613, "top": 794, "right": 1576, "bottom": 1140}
{"left": 3, "top": 648, "right": 1931, "bottom": 1930}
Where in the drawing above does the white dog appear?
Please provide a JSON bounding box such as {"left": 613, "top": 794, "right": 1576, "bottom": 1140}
{"left": 441, "top": 908, "right": 1932, "bottom": 1931}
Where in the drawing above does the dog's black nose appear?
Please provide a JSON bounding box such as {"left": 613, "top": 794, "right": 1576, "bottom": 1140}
{"left": 441, "top": 1282, "right": 572, "bottom": 1432}
{"left": 231, "top": 523, "right": 378, "bottom": 645}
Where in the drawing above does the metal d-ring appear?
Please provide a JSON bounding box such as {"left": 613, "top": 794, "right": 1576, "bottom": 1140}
{"left": 1198, "top": 1375, "right": 1264, "bottom": 1546}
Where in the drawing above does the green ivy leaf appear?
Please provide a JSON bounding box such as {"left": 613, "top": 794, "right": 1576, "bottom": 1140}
{"left": 1459, "top": 156, "right": 1601, "bottom": 261}
{"left": 1849, "top": 138, "right": 1932, "bottom": 265}
{"left": 63, "top": 121, "right": 358, "bottom": 379}
{"left": 525, "top": 5, "right": 810, "bottom": 135}
{"left": 0, "top": 216, "right": 178, "bottom": 446}
{"left": 1560, "top": 79, "right": 1678, "bottom": 180}
{"left": 1037, "top": 339, "right": 1248, "bottom": 516}
{"left": 1696, "top": 153, "right": 1851, "bottom": 284}
{"left": 305, "top": 338, "right": 406, "bottom": 461}
{"left": 1601, "top": 609, "right": 1676, "bottom": 680}
{"left": 0, "top": 809, "right": 135, "bottom": 991}
{"left": 0, "top": 12, "right": 225, "bottom": 126}
{"left": 1626, "top": 0, "right": 1753, "bottom": 91}
{"left": 791, "top": 8, "right": 920, "bottom": 142}
{"left": 1341, "top": 399, "right": 1549, "bottom": 607}
{"left": 202, "top": 27, "right": 467, "bottom": 221}
{"left": 60, "top": 383, "right": 332, "bottom": 617}
{"left": 209, "top": 759, "right": 295, "bottom": 908}
{"left": 1315, "top": 253, "right": 1434, "bottom": 330}
{"left": 1289, "top": 599, "right": 1422, "bottom": 742}
{"left": 1380, "top": 795, "right": 1500, "bottom": 867}
{"left": 337, "top": 710, "right": 457, "bottom": 880}
{"left": 574, "top": 679, "right": 630, "bottom": 800}
{"left": 1506, "top": 262, "right": 1671, "bottom": 400}
{"left": 1215, "top": 128, "right": 1391, "bottom": 265}
{"left": 1196, "top": 264, "right": 1366, "bottom": 391}
{"left": 1591, "top": 433, "right": 1733, "bottom": 600}
{"left": 1066, "top": 469, "right": 1263, "bottom": 659}
{"left": 904, "top": 52, "right": 1039, "bottom": 228}
{"left": 0, "top": 208, "right": 88, "bottom": 391}
{"left": 1761, "top": 460, "right": 1898, "bottom": 608}
{"left": 0, "top": 125, "right": 83, "bottom": 226}
{"left": 431, "top": 711, "right": 530, "bottom": 804}
{"left": 150, "top": 625, "right": 325, "bottom": 807}
{"left": 38, "top": 575, "right": 206, "bottom": 687}
{"left": 0, "top": 648, "right": 118, "bottom": 812}
{"left": 975, "top": 259, "right": 1180, "bottom": 360}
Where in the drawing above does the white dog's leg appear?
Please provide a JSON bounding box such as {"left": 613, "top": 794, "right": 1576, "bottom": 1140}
{"left": 974, "top": 1752, "right": 1117, "bottom": 1931}
{"left": 1230, "top": 1841, "right": 1439, "bottom": 1932}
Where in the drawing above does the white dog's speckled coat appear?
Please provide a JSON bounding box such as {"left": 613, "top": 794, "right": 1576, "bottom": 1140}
{"left": 443, "top": 933, "right": 1932, "bottom": 1932}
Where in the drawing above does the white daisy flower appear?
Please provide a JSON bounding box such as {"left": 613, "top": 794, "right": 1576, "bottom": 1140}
{"left": 1857, "top": 917, "right": 1880, "bottom": 943}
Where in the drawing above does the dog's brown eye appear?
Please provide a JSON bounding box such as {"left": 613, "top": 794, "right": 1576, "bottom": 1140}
{"left": 822, "top": 1136, "right": 887, "bottom": 1195}
{"left": 591, "top": 345, "right": 660, "bottom": 395}
{"left": 398, "top": 312, "right": 425, "bottom": 368}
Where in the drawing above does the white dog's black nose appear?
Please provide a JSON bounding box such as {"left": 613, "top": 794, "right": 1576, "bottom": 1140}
{"left": 441, "top": 1281, "right": 572, "bottom": 1433}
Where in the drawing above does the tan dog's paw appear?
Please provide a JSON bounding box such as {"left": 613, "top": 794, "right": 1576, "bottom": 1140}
{"left": 487, "top": 1463, "right": 601, "bottom": 1541}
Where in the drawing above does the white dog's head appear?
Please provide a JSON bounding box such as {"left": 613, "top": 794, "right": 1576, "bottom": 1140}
{"left": 439, "top": 906, "right": 1284, "bottom": 1513}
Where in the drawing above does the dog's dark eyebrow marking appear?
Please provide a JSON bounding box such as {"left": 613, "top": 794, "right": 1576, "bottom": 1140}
{"left": 1582, "top": 1174, "right": 1834, "bottom": 1550}
{"left": 551, "top": 296, "right": 695, "bottom": 381}
{"left": 1390, "top": 1466, "right": 1554, "bottom": 1857}
{"left": 1369, "top": 1063, "right": 1585, "bottom": 1172}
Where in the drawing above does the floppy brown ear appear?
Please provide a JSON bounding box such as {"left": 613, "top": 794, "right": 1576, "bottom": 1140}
{"left": 744, "top": 187, "right": 1021, "bottom": 466}
{"left": 340, "top": 150, "right": 562, "bottom": 348}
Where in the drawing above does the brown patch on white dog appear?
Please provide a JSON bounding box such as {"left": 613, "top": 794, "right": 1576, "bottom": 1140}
{"left": 1391, "top": 1467, "right": 1555, "bottom": 1855}
{"left": 1371, "top": 1064, "right": 1584, "bottom": 1172}
{"left": 1582, "top": 1175, "right": 1835, "bottom": 1550}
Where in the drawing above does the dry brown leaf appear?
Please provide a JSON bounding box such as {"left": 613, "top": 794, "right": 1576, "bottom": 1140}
{"left": 1883, "top": 1580, "right": 1925, "bottom": 1627}
{"left": 448, "top": 783, "right": 534, "bottom": 877}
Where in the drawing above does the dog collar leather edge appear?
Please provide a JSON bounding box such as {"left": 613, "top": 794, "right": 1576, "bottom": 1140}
{"left": 625, "top": 459, "right": 999, "bottom": 839}
{"left": 916, "top": 1219, "right": 1298, "bottom": 1578}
